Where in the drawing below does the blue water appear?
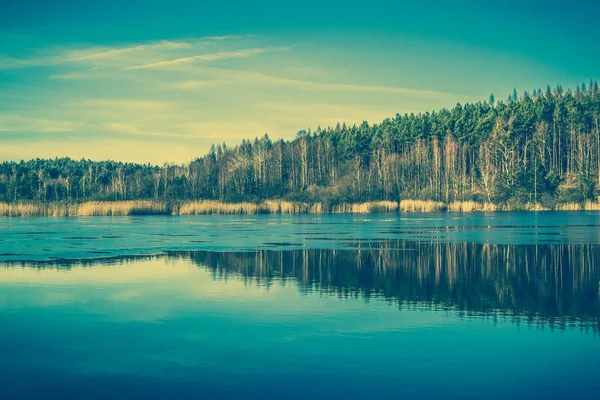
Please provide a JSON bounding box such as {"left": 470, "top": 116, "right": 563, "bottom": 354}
{"left": 1, "top": 213, "right": 599, "bottom": 399}
{"left": 2, "top": 212, "right": 600, "bottom": 262}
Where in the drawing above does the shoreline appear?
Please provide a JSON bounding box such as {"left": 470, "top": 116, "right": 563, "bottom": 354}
{"left": 2, "top": 199, "right": 600, "bottom": 217}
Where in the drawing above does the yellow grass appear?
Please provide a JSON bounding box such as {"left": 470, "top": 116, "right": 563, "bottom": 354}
{"left": 524, "top": 203, "right": 549, "bottom": 211}
{"left": 179, "top": 200, "right": 314, "bottom": 214}
{"left": 309, "top": 202, "right": 324, "bottom": 214}
{"left": 583, "top": 201, "right": 600, "bottom": 210}
{"left": 331, "top": 201, "right": 399, "bottom": 213}
{"left": 555, "top": 201, "right": 600, "bottom": 211}
{"left": 556, "top": 202, "right": 582, "bottom": 211}
{"left": 0, "top": 203, "right": 45, "bottom": 217}
{"left": 2, "top": 199, "right": 600, "bottom": 217}
{"left": 0, "top": 201, "right": 168, "bottom": 217}
{"left": 263, "top": 200, "right": 311, "bottom": 214}
{"left": 399, "top": 200, "right": 444, "bottom": 212}
{"left": 178, "top": 200, "right": 261, "bottom": 215}
{"left": 481, "top": 202, "right": 501, "bottom": 211}
{"left": 75, "top": 201, "right": 167, "bottom": 216}
{"left": 447, "top": 201, "right": 481, "bottom": 212}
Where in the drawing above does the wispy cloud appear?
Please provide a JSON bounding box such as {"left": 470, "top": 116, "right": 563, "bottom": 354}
{"left": 168, "top": 67, "right": 457, "bottom": 99}
{"left": 168, "top": 80, "right": 227, "bottom": 89}
{"left": 177, "top": 121, "right": 274, "bottom": 139}
{"left": 0, "top": 36, "right": 240, "bottom": 70}
{"left": 101, "top": 121, "right": 251, "bottom": 140}
{"left": 122, "top": 47, "right": 278, "bottom": 70}
{"left": 231, "top": 70, "right": 456, "bottom": 98}
{"left": 259, "top": 102, "right": 400, "bottom": 123}
{"left": 49, "top": 72, "right": 96, "bottom": 80}
{"left": 0, "top": 115, "right": 83, "bottom": 133}
{"left": 103, "top": 122, "right": 198, "bottom": 140}
{"left": 102, "top": 122, "right": 169, "bottom": 138}
{"left": 73, "top": 40, "right": 193, "bottom": 61}
{"left": 73, "top": 99, "right": 173, "bottom": 111}
{"left": 0, "top": 33, "right": 476, "bottom": 163}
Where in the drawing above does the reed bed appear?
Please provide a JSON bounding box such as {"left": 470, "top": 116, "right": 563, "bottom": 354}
{"left": 399, "top": 200, "right": 444, "bottom": 212}
{"left": 331, "top": 201, "right": 399, "bottom": 213}
{"left": 583, "top": 201, "right": 600, "bottom": 210}
{"left": 555, "top": 201, "right": 600, "bottom": 211}
{"left": 524, "top": 203, "right": 550, "bottom": 211}
{"left": 75, "top": 201, "right": 168, "bottom": 216}
{"left": 178, "top": 200, "right": 261, "bottom": 215}
{"left": 447, "top": 201, "right": 482, "bottom": 212}
{"left": 262, "top": 200, "right": 311, "bottom": 214}
{"left": 556, "top": 202, "right": 582, "bottom": 211}
{"left": 0, "top": 202, "right": 48, "bottom": 217}
{"left": 0, "top": 201, "right": 168, "bottom": 217}
{"left": 179, "top": 200, "right": 313, "bottom": 214}
{"left": 309, "top": 202, "right": 324, "bottom": 213}
{"left": 2, "top": 199, "right": 600, "bottom": 217}
{"left": 446, "top": 201, "right": 519, "bottom": 212}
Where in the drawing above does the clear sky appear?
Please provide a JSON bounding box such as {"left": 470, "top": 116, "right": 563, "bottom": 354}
{"left": 1, "top": 0, "right": 598, "bottom": 163}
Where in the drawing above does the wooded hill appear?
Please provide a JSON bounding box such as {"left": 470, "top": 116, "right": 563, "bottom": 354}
{"left": 2, "top": 81, "right": 600, "bottom": 210}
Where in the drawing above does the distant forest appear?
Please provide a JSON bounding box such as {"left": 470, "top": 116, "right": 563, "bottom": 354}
{"left": 2, "top": 81, "right": 600, "bottom": 208}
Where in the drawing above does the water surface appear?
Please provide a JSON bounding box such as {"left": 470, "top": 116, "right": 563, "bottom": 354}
{"left": 2, "top": 212, "right": 600, "bottom": 262}
{"left": 1, "top": 213, "right": 599, "bottom": 398}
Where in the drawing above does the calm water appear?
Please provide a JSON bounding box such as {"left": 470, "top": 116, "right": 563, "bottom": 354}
{"left": 1, "top": 213, "right": 600, "bottom": 399}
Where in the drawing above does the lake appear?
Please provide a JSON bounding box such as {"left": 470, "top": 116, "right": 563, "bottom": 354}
{"left": 1, "top": 213, "right": 599, "bottom": 399}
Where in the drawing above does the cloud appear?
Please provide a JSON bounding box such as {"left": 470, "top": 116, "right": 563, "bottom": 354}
{"left": 0, "top": 56, "right": 54, "bottom": 70}
{"left": 0, "top": 34, "right": 476, "bottom": 164}
{"left": 230, "top": 70, "right": 456, "bottom": 99}
{"left": 103, "top": 122, "right": 164, "bottom": 137}
{"left": 122, "top": 48, "right": 275, "bottom": 70}
{"left": 0, "top": 36, "right": 238, "bottom": 70}
{"left": 177, "top": 121, "right": 273, "bottom": 139}
{"left": 167, "top": 67, "right": 457, "bottom": 99}
{"left": 168, "top": 80, "right": 228, "bottom": 89}
{"left": 102, "top": 122, "right": 213, "bottom": 140}
{"left": 0, "top": 115, "right": 83, "bottom": 133}
{"left": 73, "top": 99, "right": 173, "bottom": 111}
{"left": 102, "top": 122, "right": 196, "bottom": 140}
{"left": 73, "top": 40, "right": 193, "bottom": 61}
{"left": 49, "top": 72, "right": 96, "bottom": 80}
{"left": 259, "top": 102, "right": 401, "bottom": 125}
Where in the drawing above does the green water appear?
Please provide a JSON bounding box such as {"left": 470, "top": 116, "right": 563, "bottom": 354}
{"left": 1, "top": 213, "right": 599, "bottom": 399}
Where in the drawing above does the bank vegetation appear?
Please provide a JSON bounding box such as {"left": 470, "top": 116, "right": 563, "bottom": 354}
{"left": 2, "top": 199, "right": 600, "bottom": 217}
{"left": 2, "top": 81, "right": 600, "bottom": 216}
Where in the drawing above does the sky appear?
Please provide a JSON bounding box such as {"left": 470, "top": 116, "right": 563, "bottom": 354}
{"left": 1, "top": 0, "right": 599, "bottom": 164}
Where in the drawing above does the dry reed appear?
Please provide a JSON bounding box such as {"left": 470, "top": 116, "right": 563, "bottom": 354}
{"left": 583, "top": 201, "right": 600, "bottom": 210}
{"left": 0, "top": 201, "right": 168, "bottom": 217}
{"left": 446, "top": 201, "right": 539, "bottom": 212}
{"left": 75, "top": 201, "right": 168, "bottom": 216}
{"left": 331, "top": 201, "right": 398, "bottom": 213}
{"left": 556, "top": 202, "right": 582, "bottom": 211}
{"left": 448, "top": 201, "right": 481, "bottom": 212}
{"left": 555, "top": 201, "right": 600, "bottom": 211}
{"left": 2, "top": 199, "right": 600, "bottom": 217}
{"left": 399, "top": 200, "right": 444, "bottom": 212}
{"left": 178, "top": 201, "right": 260, "bottom": 215}
{"left": 263, "top": 200, "right": 311, "bottom": 214}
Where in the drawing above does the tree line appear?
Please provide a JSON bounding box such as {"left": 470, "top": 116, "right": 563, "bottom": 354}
{"left": 2, "top": 81, "right": 600, "bottom": 208}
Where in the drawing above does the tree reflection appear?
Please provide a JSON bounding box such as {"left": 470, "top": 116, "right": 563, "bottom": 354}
{"left": 4, "top": 241, "right": 600, "bottom": 332}
{"left": 170, "top": 241, "right": 600, "bottom": 332}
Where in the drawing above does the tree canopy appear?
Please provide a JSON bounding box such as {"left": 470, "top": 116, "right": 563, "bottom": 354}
{"left": 2, "top": 81, "right": 599, "bottom": 208}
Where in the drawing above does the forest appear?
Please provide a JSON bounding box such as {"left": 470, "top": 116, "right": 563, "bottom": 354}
{"left": 1, "top": 81, "right": 600, "bottom": 213}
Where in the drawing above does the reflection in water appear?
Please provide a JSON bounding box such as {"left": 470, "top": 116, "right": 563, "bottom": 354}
{"left": 4, "top": 240, "right": 600, "bottom": 333}
{"left": 164, "top": 242, "right": 600, "bottom": 332}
